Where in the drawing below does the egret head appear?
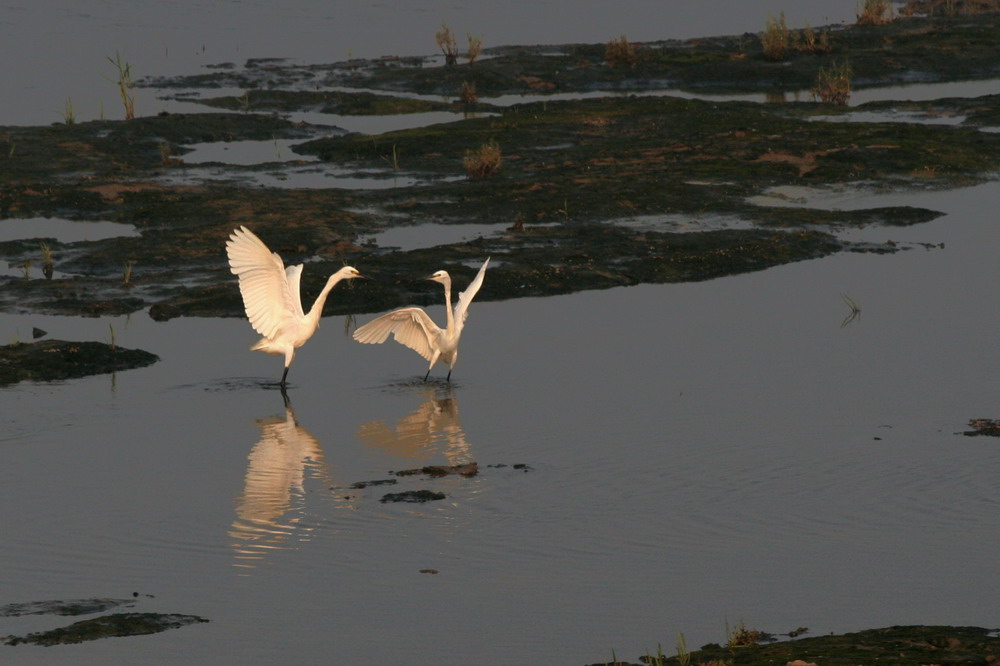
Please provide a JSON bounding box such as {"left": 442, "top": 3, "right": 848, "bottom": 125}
{"left": 425, "top": 270, "right": 450, "bottom": 284}
{"left": 334, "top": 266, "right": 365, "bottom": 281}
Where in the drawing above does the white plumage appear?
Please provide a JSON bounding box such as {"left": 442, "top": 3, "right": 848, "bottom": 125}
{"left": 226, "top": 225, "right": 364, "bottom": 387}
{"left": 353, "top": 258, "right": 490, "bottom": 381}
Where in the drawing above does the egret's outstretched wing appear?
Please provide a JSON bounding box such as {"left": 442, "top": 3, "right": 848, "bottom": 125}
{"left": 454, "top": 257, "right": 490, "bottom": 325}
{"left": 353, "top": 307, "right": 440, "bottom": 362}
{"left": 226, "top": 226, "right": 299, "bottom": 339}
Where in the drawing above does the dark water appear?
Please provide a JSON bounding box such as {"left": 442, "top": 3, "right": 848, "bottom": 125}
{"left": 2, "top": 3, "right": 1000, "bottom": 664}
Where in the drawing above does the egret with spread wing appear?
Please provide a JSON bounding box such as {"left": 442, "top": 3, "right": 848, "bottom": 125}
{"left": 353, "top": 258, "right": 489, "bottom": 381}
{"left": 226, "top": 225, "right": 364, "bottom": 387}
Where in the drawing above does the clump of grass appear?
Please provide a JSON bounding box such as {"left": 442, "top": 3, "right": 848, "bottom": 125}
{"left": 122, "top": 261, "right": 134, "bottom": 286}
{"left": 812, "top": 60, "right": 853, "bottom": 105}
{"left": 605, "top": 35, "right": 638, "bottom": 68}
{"left": 63, "top": 97, "right": 76, "bottom": 125}
{"left": 463, "top": 140, "right": 501, "bottom": 179}
{"left": 436, "top": 23, "right": 459, "bottom": 66}
{"left": 760, "top": 12, "right": 789, "bottom": 60}
{"left": 39, "top": 242, "right": 53, "bottom": 280}
{"left": 857, "top": 0, "right": 894, "bottom": 24}
{"left": 727, "top": 620, "right": 764, "bottom": 648}
{"left": 792, "top": 24, "right": 832, "bottom": 53}
{"left": 466, "top": 33, "right": 482, "bottom": 66}
{"left": 21, "top": 259, "right": 31, "bottom": 280}
{"left": 459, "top": 80, "right": 477, "bottom": 104}
{"left": 108, "top": 50, "right": 135, "bottom": 120}
{"left": 676, "top": 632, "right": 690, "bottom": 666}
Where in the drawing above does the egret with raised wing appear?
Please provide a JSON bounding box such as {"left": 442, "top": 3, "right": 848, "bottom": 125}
{"left": 353, "top": 258, "right": 489, "bottom": 382}
{"left": 226, "top": 225, "right": 364, "bottom": 387}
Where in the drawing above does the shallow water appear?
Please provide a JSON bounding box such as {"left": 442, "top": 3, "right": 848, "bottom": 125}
{"left": 3, "top": 181, "right": 1000, "bottom": 664}
{"left": 4, "top": 3, "right": 1000, "bottom": 665}
{"left": 0, "top": 1, "right": 862, "bottom": 127}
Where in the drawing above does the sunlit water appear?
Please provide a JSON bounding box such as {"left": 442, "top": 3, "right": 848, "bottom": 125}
{"left": 3, "top": 3, "right": 1000, "bottom": 665}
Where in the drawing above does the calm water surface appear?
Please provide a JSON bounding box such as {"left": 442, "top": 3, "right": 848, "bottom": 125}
{"left": 3, "top": 182, "right": 1000, "bottom": 663}
{"left": 3, "top": 3, "right": 1000, "bottom": 665}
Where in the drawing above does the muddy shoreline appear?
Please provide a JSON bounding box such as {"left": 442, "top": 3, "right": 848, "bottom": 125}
{"left": 1, "top": 14, "right": 998, "bottom": 322}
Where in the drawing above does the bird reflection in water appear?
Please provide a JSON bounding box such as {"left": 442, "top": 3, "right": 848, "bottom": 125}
{"left": 356, "top": 385, "right": 472, "bottom": 465}
{"left": 229, "top": 392, "right": 347, "bottom": 570}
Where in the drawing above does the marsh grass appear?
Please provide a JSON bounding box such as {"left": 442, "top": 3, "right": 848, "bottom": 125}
{"left": 605, "top": 35, "right": 639, "bottom": 68}
{"left": 436, "top": 23, "right": 459, "bottom": 65}
{"left": 466, "top": 33, "right": 482, "bottom": 66}
{"left": 792, "top": 24, "right": 832, "bottom": 54}
{"left": 901, "top": 0, "right": 1000, "bottom": 15}
{"left": 726, "top": 619, "right": 763, "bottom": 648}
{"left": 760, "top": 12, "right": 789, "bottom": 60}
{"left": 62, "top": 97, "right": 75, "bottom": 125}
{"left": 857, "top": 0, "right": 894, "bottom": 24}
{"left": 676, "top": 632, "right": 690, "bottom": 666}
{"left": 123, "top": 261, "right": 134, "bottom": 287}
{"left": 21, "top": 259, "right": 31, "bottom": 280}
{"left": 463, "top": 141, "right": 501, "bottom": 179}
{"left": 39, "top": 242, "right": 53, "bottom": 280}
{"left": 108, "top": 50, "right": 135, "bottom": 120}
{"left": 459, "top": 80, "right": 477, "bottom": 104}
{"left": 812, "top": 60, "right": 853, "bottom": 105}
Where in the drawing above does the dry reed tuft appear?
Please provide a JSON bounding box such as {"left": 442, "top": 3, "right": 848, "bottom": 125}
{"left": 459, "top": 81, "right": 477, "bottom": 104}
{"left": 857, "top": 0, "right": 894, "bottom": 24}
{"left": 792, "top": 24, "right": 832, "bottom": 53}
{"left": 466, "top": 33, "right": 482, "bottom": 66}
{"left": 605, "top": 35, "right": 639, "bottom": 68}
{"left": 463, "top": 141, "right": 501, "bottom": 179}
{"left": 436, "top": 23, "right": 459, "bottom": 65}
{"left": 760, "top": 12, "right": 790, "bottom": 60}
{"left": 812, "top": 60, "right": 853, "bottom": 105}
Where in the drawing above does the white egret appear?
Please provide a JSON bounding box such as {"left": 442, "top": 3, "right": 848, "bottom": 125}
{"left": 226, "top": 225, "right": 364, "bottom": 387}
{"left": 353, "top": 258, "right": 490, "bottom": 382}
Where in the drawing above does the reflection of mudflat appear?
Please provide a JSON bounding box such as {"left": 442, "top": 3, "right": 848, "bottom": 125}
{"left": 229, "top": 402, "right": 335, "bottom": 570}
{"left": 357, "top": 387, "right": 472, "bottom": 465}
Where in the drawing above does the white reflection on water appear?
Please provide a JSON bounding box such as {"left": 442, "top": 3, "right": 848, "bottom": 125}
{"left": 229, "top": 397, "right": 345, "bottom": 570}
{"left": 356, "top": 385, "right": 472, "bottom": 464}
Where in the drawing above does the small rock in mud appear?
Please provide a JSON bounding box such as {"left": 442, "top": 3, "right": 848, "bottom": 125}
{"left": 379, "top": 490, "right": 446, "bottom": 503}
{"left": 960, "top": 418, "right": 1000, "bottom": 437}
{"left": 394, "top": 462, "right": 478, "bottom": 478}
{"left": 348, "top": 478, "right": 398, "bottom": 489}
{"left": 4, "top": 612, "right": 208, "bottom": 646}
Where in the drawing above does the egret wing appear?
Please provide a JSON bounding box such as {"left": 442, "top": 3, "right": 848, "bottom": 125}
{"left": 284, "top": 264, "right": 305, "bottom": 318}
{"left": 454, "top": 257, "right": 490, "bottom": 325}
{"left": 353, "top": 307, "right": 440, "bottom": 362}
{"left": 226, "top": 226, "right": 299, "bottom": 339}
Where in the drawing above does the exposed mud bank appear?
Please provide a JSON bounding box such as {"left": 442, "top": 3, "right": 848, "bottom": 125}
{"left": 2, "top": 14, "right": 999, "bottom": 321}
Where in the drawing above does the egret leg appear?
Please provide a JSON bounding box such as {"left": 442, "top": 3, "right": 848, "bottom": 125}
{"left": 280, "top": 365, "right": 290, "bottom": 387}
{"left": 423, "top": 369, "right": 431, "bottom": 382}
{"left": 446, "top": 369, "right": 452, "bottom": 382}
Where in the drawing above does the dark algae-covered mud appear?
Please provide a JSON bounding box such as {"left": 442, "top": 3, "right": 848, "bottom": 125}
{"left": 2, "top": 14, "right": 999, "bottom": 320}
{"left": 590, "top": 625, "right": 1000, "bottom": 665}
{"left": 0, "top": 339, "right": 158, "bottom": 385}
